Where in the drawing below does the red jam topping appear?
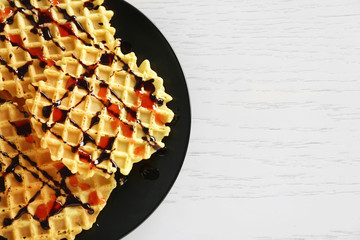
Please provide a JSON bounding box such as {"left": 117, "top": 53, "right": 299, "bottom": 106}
{"left": 80, "top": 183, "right": 90, "bottom": 191}
{"left": 111, "top": 119, "right": 133, "bottom": 138}
{"left": 25, "top": 135, "right": 35, "bottom": 143}
{"left": 69, "top": 175, "right": 91, "bottom": 190}
{"left": 28, "top": 47, "right": 43, "bottom": 58}
{"left": 136, "top": 92, "right": 157, "bottom": 110}
{"left": 78, "top": 149, "right": 96, "bottom": 169}
{"left": 65, "top": 77, "right": 77, "bottom": 90}
{"left": 28, "top": 47, "right": 56, "bottom": 67}
{"left": 0, "top": 8, "right": 13, "bottom": 22}
{"left": 12, "top": 119, "right": 30, "bottom": 128}
{"left": 88, "top": 191, "right": 105, "bottom": 206}
{"left": 49, "top": 0, "right": 60, "bottom": 5}
{"left": 120, "top": 121, "right": 133, "bottom": 138}
{"left": 134, "top": 146, "right": 145, "bottom": 157}
{"left": 107, "top": 103, "right": 120, "bottom": 118}
{"left": 35, "top": 204, "right": 48, "bottom": 220}
{"left": 35, "top": 195, "right": 62, "bottom": 220}
{"left": 54, "top": 162, "right": 65, "bottom": 171}
{"left": 98, "top": 85, "right": 108, "bottom": 101}
{"left": 69, "top": 175, "right": 78, "bottom": 187}
{"left": 58, "top": 23, "right": 73, "bottom": 37}
{"left": 126, "top": 109, "right": 137, "bottom": 122}
{"left": 98, "top": 136, "right": 111, "bottom": 149}
{"left": 51, "top": 200, "right": 63, "bottom": 214}
{"left": 52, "top": 108, "right": 67, "bottom": 123}
{"left": 154, "top": 112, "right": 166, "bottom": 125}
{"left": 11, "top": 120, "right": 32, "bottom": 137}
{"left": 111, "top": 119, "right": 120, "bottom": 130}
{"left": 78, "top": 149, "right": 91, "bottom": 163}
{"left": 9, "top": 34, "right": 23, "bottom": 46}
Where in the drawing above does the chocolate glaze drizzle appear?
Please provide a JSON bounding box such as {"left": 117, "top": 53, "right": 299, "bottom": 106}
{"left": 0, "top": 0, "right": 166, "bottom": 180}
{"left": 140, "top": 164, "right": 160, "bottom": 180}
{"left": 0, "top": 0, "right": 165, "bottom": 151}
{"left": 28, "top": 49, "right": 164, "bottom": 173}
{"left": 0, "top": 99, "right": 96, "bottom": 230}
{"left": 0, "top": 0, "right": 169, "bottom": 234}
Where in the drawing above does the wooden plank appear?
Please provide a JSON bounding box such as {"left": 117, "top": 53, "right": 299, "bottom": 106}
{"left": 125, "top": 0, "right": 360, "bottom": 239}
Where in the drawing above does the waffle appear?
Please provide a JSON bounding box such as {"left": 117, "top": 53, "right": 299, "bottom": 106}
{"left": 0, "top": 101, "right": 117, "bottom": 240}
{"left": 0, "top": 0, "right": 115, "bottom": 98}
{"left": 0, "top": 0, "right": 175, "bottom": 238}
{"left": 25, "top": 41, "right": 174, "bottom": 177}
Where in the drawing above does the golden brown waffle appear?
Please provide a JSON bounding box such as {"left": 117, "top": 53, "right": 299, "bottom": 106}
{"left": 0, "top": 101, "right": 116, "bottom": 240}
{"left": 25, "top": 42, "right": 174, "bottom": 177}
{"left": 0, "top": 0, "right": 115, "bottom": 98}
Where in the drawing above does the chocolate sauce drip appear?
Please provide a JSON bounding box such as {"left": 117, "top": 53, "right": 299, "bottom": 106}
{"left": 3, "top": 218, "right": 12, "bottom": 227}
{"left": 125, "top": 106, "right": 137, "bottom": 120}
{"left": 4, "top": 156, "right": 22, "bottom": 183}
{"left": 100, "top": 137, "right": 115, "bottom": 150}
{"left": 58, "top": 166, "right": 73, "bottom": 179}
{"left": 0, "top": 56, "right": 32, "bottom": 79}
{"left": 0, "top": 55, "right": 14, "bottom": 72}
{"left": 142, "top": 127, "right": 149, "bottom": 135}
{"left": 1, "top": 3, "right": 164, "bottom": 151}
{"left": 94, "top": 152, "right": 110, "bottom": 165}
{"left": 0, "top": 1, "right": 166, "bottom": 180}
{"left": 25, "top": 13, "right": 37, "bottom": 26}
{"left": 80, "top": 133, "right": 96, "bottom": 147}
{"left": 143, "top": 79, "right": 164, "bottom": 106}
{"left": 134, "top": 76, "right": 143, "bottom": 92}
{"left": 65, "top": 194, "right": 94, "bottom": 214}
{"left": 9, "top": 120, "right": 32, "bottom": 136}
{"left": 77, "top": 79, "right": 90, "bottom": 91}
{"left": 89, "top": 111, "right": 100, "bottom": 129}
{"left": 142, "top": 136, "right": 161, "bottom": 151}
{"left": 75, "top": 58, "right": 97, "bottom": 78}
{"left": 14, "top": 206, "right": 28, "bottom": 219}
{"left": 0, "top": 177, "right": 5, "bottom": 193}
{"left": 5, "top": 156, "right": 22, "bottom": 183}
{"left": 40, "top": 220, "right": 50, "bottom": 230}
{"left": 0, "top": 135, "right": 16, "bottom": 150}
{"left": 40, "top": 27, "right": 52, "bottom": 40}
{"left": 38, "top": 9, "right": 52, "bottom": 24}
{"left": 42, "top": 105, "right": 52, "bottom": 118}
{"left": 17, "top": 61, "right": 32, "bottom": 79}
{"left": 19, "top": 0, "right": 33, "bottom": 10}
{"left": 99, "top": 53, "right": 114, "bottom": 66}
{"left": 140, "top": 164, "right": 160, "bottom": 180}
{"left": 84, "top": 0, "right": 95, "bottom": 10}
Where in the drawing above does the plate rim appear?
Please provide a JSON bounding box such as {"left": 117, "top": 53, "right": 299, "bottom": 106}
{"left": 120, "top": 1, "right": 192, "bottom": 238}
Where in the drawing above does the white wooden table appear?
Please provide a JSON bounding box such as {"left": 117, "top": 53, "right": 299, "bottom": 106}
{"left": 124, "top": 0, "right": 360, "bottom": 239}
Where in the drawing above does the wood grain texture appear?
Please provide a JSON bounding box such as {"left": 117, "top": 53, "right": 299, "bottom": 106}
{"left": 124, "top": 0, "right": 360, "bottom": 239}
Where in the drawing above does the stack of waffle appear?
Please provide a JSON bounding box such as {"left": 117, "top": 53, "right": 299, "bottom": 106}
{"left": 0, "top": 0, "right": 174, "bottom": 239}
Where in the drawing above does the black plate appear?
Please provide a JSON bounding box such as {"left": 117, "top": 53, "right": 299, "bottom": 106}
{"left": 77, "top": 1, "right": 191, "bottom": 239}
